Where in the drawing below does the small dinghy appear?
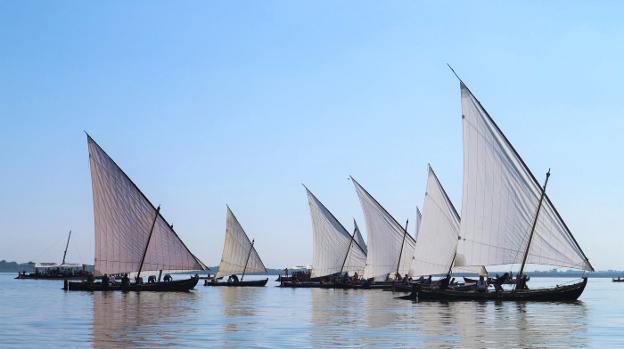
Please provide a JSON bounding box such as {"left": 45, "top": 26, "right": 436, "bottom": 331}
{"left": 613, "top": 277, "right": 624, "bottom": 282}
{"left": 65, "top": 135, "right": 207, "bottom": 292}
{"left": 204, "top": 207, "right": 268, "bottom": 287}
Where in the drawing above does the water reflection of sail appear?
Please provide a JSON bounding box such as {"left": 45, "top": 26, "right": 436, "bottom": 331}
{"left": 310, "top": 289, "right": 366, "bottom": 347}
{"left": 445, "top": 301, "right": 588, "bottom": 348}
{"left": 92, "top": 292, "right": 198, "bottom": 348}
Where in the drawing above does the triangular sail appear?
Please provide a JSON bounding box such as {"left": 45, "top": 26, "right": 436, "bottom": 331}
{"left": 455, "top": 82, "right": 593, "bottom": 271}
{"left": 217, "top": 207, "right": 267, "bottom": 278}
{"left": 351, "top": 177, "right": 417, "bottom": 280}
{"left": 306, "top": 188, "right": 366, "bottom": 278}
{"left": 410, "top": 166, "right": 461, "bottom": 277}
{"left": 353, "top": 220, "right": 367, "bottom": 256}
{"left": 87, "top": 135, "right": 206, "bottom": 276}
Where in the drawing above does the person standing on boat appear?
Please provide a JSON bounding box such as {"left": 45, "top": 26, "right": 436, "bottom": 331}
{"left": 121, "top": 274, "right": 129, "bottom": 287}
{"left": 477, "top": 275, "right": 487, "bottom": 292}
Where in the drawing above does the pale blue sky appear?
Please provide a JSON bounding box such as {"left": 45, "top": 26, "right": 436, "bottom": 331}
{"left": 1, "top": 2, "right": 622, "bottom": 269}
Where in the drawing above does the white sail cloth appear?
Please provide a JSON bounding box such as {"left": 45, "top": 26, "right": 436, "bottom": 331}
{"left": 410, "top": 166, "right": 461, "bottom": 277}
{"left": 455, "top": 82, "right": 593, "bottom": 271}
{"left": 217, "top": 207, "right": 267, "bottom": 278}
{"left": 306, "top": 188, "right": 367, "bottom": 278}
{"left": 87, "top": 136, "right": 206, "bottom": 276}
{"left": 353, "top": 220, "right": 367, "bottom": 256}
{"left": 351, "top": 177, "right": 417, "bottom": 280}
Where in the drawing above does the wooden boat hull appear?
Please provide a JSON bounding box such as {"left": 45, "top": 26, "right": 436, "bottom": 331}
{"left": 204, "top": 278, "right": 268, "bottom": 287}
{"left": 63, "top": 276, "right": 199, "bottom": 292}
{"left": 402, "top": 278, "right": 588, "bottom": 302}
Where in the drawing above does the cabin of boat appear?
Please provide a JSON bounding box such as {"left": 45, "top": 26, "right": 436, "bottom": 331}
{"left": 16, "top": 263, "right": 88, "bottom": 280}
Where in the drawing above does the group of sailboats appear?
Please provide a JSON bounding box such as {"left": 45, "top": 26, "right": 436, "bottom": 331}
{"left": 401, "top": 74, "right": 593, "bottom": 301}
{"left": 59, "top": 71, "right": 592, "bottom": 300}
{"left": 284, "top": 73, "right": 592, "bottom": 301}
{"left": 65, "top": 135, "right": 270, "bottom": 292}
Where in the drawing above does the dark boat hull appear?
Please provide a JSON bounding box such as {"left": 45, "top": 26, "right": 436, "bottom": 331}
{"left": 613, "top": 278, "right": 624, "bottom": 282}
{"left": 403, "top": 278, "right": 588, "bottom": 302}
{"left": 63, "top": 276, "right": 199, "bottom": 292}
{"left": 204, "top": 278, "right": 268, "bottom": 287}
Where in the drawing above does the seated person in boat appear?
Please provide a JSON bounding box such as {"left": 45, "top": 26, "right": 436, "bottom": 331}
{"left": 228, "top": 274, "right": 240, "bottom": 283}
{"left": 87, "top": 273, "right": 95, "bottom": 285}
{"left": 101, "top": 274, "right": 110, "bottom": 287}
{"left": 403, "top": 274, "right": 410, "bottom": 284}
{"left": 439, "top": 275, "right": 451, "bottom": 290}
{"left": 395, "top": 273, "right": 403, "bottom": 282}
{"left": 493, "top": 272, "right": 510, "bottom": 291}
{"left": 516, "top": 274, "right": 529, "bottom": 290}
{"left": 121, "top": 274, "right": 130, "bottom": 287}
{"left": 476, "top": 275, "right": 487, "bottom": 292}
{"left": 148, "top": 275, "right": 157, "bottom": 283}
{"left": 163, "top": 274, "right": 172, "bottom": 282}
{"left": 135, "top": 276, "right": 144, "bottom": 284}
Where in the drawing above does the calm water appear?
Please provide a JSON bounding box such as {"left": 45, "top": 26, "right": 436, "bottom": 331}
{"left": 1, "top": 273, "right": 623, "bottom": 348}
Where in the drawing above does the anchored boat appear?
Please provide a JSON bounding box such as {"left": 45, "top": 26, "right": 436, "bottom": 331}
{"left": 16, "top": 230, "right": 89, "bottom": 280}
{"left": 205, "top": 206, "right": 268, "bottom": 287}
{"left": 404, "top": 72, "right": 593, "bottom": 302}
{"left": 64, "top": 135, "right": 207, "bottom": 292}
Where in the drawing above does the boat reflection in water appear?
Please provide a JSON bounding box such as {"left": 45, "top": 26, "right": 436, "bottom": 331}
{"left": 92, "top": 290, "right": 199, "bottom": 348}
{"left": 307, "top": 287, "right": 588, "bottom": 348}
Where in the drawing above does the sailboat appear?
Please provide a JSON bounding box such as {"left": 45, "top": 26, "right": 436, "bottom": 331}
{"left": 351, "top": 177, "right": 416, "bottom": 285}
{"left": 16, "top": 230, "right": 86, "bottom": 280}
{"left": 205, "top": 206, "right": 268, "bottom": 287}
{"left": 407, "top": 73, "right": 593, "bottom": 301}
{"left": 409, "top": 165, "right": 461, "bottom": 279}
{"left": 280, "top": 186, "right": 368, "bottom": 288}
{"left": 64, "top": 135, "right": 206, "bottom": 292}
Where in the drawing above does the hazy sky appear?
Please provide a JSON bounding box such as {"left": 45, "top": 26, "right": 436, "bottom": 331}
{"left": 1, "top": 2, "right": 623, "bottom": 270}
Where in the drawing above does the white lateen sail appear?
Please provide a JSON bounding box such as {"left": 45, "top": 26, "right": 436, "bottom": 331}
{"left": 87, "top": 135, "right": 206, "bottom": 276}
{"left": 410, "top": 166, "right": 461, "bottom": 277}
{"left": 306, "top": 187, "right": 367, "bottom": 278}
{"left": 351, "top": 177, "right": 417, "bottom": 280}
{"left": 455, "top": 81, "right": 593, "bottom": 271}
{"left": 217, "top": 207, "right": 267, "bottom": 278}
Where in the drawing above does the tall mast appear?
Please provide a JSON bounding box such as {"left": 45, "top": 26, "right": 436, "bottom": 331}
{"left": 339, "top": 226, "right": 358, "bottom": 275}
{"left": 241, "top": 239, "right": 255, "bottom": 282}
{"left": 137, "top": 206, "right": 161, "bottom": 279}
{"left": 394, "top": 219, "right": 409, "bottom": 278}
{"left": 518, "top": 170, "right": 551, "bottom": 278}
{"left": 61, "top": 230, "right": 72, "bottom": 265}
